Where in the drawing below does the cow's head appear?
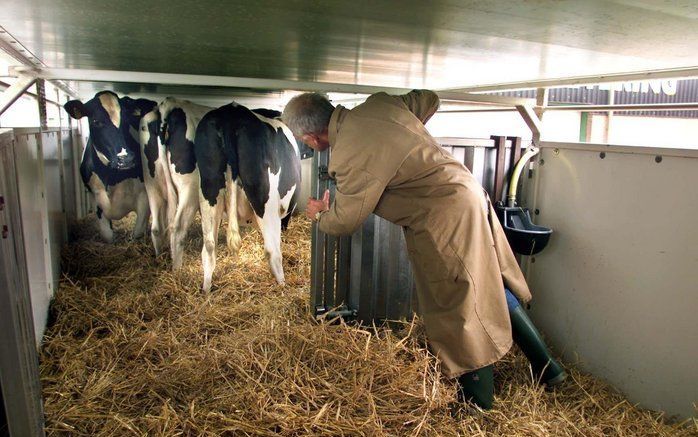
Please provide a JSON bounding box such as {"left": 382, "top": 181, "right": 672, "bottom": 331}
{"left": 64, "top": 91, "right": 140, "bottom": 170}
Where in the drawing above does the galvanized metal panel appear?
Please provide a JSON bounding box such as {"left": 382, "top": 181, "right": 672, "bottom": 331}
{"left": 524, "top": 145, "right": 698, "bottom": 419}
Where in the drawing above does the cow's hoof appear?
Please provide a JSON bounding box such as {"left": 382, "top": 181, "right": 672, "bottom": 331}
{"left": 226, "top": 235, "right": 242, "bottom": 254}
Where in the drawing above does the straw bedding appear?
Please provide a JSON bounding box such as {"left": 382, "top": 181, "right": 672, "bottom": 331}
{"left": 41, "top": 214, "right": 695, "bottom": 436}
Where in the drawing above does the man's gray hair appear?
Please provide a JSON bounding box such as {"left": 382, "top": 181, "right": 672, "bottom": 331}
{"left": 282, "top": 93, "right": 335, "bottom": 137}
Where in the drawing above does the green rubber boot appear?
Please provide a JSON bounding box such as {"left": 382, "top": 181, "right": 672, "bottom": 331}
{"left": 457, "top": 365, "right": 494, "bottom": 409}
{"left": 509, "top": 304, "right": 567, "bottom": 386}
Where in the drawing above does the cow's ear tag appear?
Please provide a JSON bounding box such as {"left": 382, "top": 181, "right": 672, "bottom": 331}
{"left": 133, "top": 108, "right": 142, "bottom": 117}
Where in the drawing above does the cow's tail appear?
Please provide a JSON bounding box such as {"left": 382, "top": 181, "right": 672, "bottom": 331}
{"left": 161, "top": 135, "right": 178, "bottom": 229}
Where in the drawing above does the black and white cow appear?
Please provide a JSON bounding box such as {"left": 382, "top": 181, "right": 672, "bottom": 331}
{"left": 65, "top": 91, "right": 156, "bottom": 242}
{"left": 139, "top": 97, "right": 212, "bottom": 266}
{"left": 195, "top": 103, "right": 301, "bottom": 291}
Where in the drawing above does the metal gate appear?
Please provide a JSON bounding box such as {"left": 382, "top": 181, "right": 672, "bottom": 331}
{"left": 310, "top": 136, "right": 529, "bottom": 323}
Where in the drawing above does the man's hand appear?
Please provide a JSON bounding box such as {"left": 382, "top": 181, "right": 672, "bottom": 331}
{"left": 306, "top": 189, "right": 330, "bottom": 221}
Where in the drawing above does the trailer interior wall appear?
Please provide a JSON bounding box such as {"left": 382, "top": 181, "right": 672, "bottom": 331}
{"left": 522, "top": 143, "right": 698, "bottom": 419}
{"left": 0, "top": 129, "right": 46, "bottom": 437}
{"left": 0, "top": 128, "right": 86, "bottom": 345}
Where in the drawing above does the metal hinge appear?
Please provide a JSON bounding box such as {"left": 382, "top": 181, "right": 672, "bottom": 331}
{"left": 318, "top": 165, "right": 332, "bottom": 181}
{"left": 315, "top": 305, "right": 357, "bottom": 320}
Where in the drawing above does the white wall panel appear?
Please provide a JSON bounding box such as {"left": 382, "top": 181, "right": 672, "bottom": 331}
{"left": 525, "top": 144, "right": 698, "bottom": 419}
{"left": 13, "top": 132, "right": 52, "bottom": 343}
{"left": 7, "top": 128, "right": 79, "bottom": 345}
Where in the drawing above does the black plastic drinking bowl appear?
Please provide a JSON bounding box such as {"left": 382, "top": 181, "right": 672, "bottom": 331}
{"left": 495, "top": 205, "right": 552, "bottom": 256}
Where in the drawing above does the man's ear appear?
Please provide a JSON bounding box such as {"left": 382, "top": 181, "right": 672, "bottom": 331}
{"left": 64, "top": 100, "right": 87, "bottom": 119}
{"left": 301, "top": 133, "right": 316, "bottom": 147}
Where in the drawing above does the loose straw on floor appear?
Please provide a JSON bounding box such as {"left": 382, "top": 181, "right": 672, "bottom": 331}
{"left": 41, "top": 214, "right": 696, "bottom": 436}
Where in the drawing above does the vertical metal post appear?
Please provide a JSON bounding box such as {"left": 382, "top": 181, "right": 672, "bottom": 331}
{"left": 534, "top": 87, "right": 548, "bottom": 120}
{"left": 309, "top": 151, "right": 327, "bottom": 312}
{"left": 506, "top": 136, "right": 523, "bottom": 174}
{"left": 335, "top": 235, "right": 351, "bottom": 307}
{"left": 579, "top": 112, "right": 589, "bottom": 142}
{"left": 36, "top": 79, "right": 48, "bottom": 131}
{"left": 606, "top": 88, "right": 614, "bottom": 143}
{"left": 323, "top": 227, "right": 337, "bottom": 309}
{"left": 490, "top": 135, "right": 507, "bottom": 203}
{"left": 56, "top": 87, "right": 63, "bottom": 132}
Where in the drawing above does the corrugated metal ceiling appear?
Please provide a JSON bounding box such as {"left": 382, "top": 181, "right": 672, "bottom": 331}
{"left": 2, "top": 0, "right": 698, "bottom": 100}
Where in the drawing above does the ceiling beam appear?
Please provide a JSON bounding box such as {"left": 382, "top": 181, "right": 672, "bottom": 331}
{"left": 545, "top": 102, "right": 698, "bottom": 111}
{"left": 11, "top": 67, "right": 533, "bottom": 106}
{"left": 0, "top": 74, "right": 36, "bottom": 116}
{"left": 441, "top": 66, "right": 698, "bottom": 93}
{"left": 515, "top": 105, "right": 541, "bottom": 146}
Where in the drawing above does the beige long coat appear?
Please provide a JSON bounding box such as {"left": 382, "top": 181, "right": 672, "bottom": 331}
{"left": 317, "top": 90, "right": 532, "bottom": 377}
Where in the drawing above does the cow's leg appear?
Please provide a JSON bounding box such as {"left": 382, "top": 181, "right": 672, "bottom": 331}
{"left": 144, "top": 159, "right": 170, "bottom": 255}
{"left": 237, "top": 185, "right": 256, "bottom": 229}
{"left": 225, "top": 177, "right": 242, "bottom": 256}
{"left": 132, "top": 189, "right": 150, "bottom": 240}
{"left": 96, "top": 207, "right": 114, "bottom": 243}
{"left": 281, "top": 213, "right": 292, "bottom": 232}
{"left": 255, "top": 208, "right": 285, "bottom": 286}
{"left": 200, "top": 193, "right": 225, "bottom": 291}
{"left": 147, "top": 188, "right": 168, "bottom": 256}
{"left": 163, "top": 148, "right": 178, "bottom": 237}
{"left": 170, "top": 183, "right": 199, "bottom": 270}
{"left": 91, "top": 179, "right": 114, "bottom": 243}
